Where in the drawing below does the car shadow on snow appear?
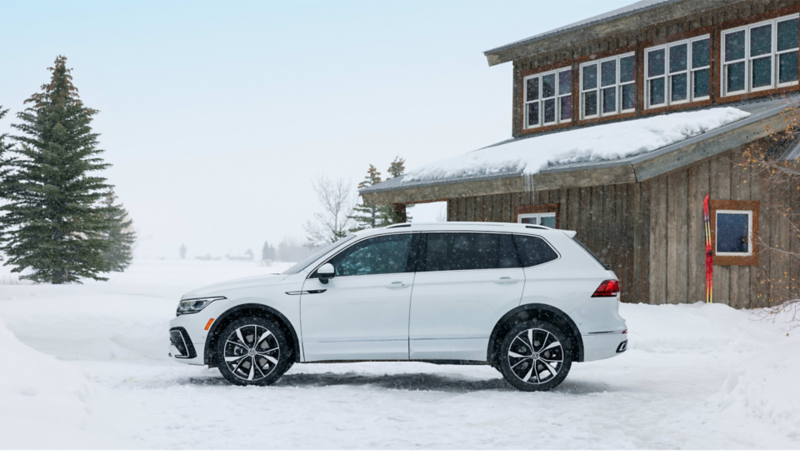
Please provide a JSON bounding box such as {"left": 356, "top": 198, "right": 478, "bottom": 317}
{"left": 180, "top": 371, "right": 613, "bottom": 394}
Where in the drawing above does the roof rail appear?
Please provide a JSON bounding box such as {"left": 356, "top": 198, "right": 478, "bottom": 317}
{"left": 387, "top": 223, "right": 411, "bottom": 228}
{"left": 525, "top": 225, "right": 550, "bottom": 230}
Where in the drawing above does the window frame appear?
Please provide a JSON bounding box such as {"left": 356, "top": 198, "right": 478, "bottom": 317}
{"left": 579, "top": 52, "right": 636, "bottom": 120}
{"left": 644, "top": 34, "right": 711, "bottom": 109}
{"left": 709, "top": 200, "right": 760, "bottom": 266}
{"left": 523, "top": 66, "right": 573, "bottom": 129}
{"left": 714, "top": 209, "right": 753, "bottom": 257}
{"left": 514, "top": 204, "right": 560, "bottom": 228}
{"left": 720, "top": 14, "right": 800, "bottom": 98}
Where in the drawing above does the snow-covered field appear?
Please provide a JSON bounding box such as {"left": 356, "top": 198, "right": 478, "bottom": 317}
{"left": 0, "top": 259, "right": 798, "bottom": 449}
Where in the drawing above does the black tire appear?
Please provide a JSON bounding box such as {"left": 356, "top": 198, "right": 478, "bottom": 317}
{"left": 498, "top": 319, "right": 573, "bottom": 391}
{"left": 215, "top": 316, "right": 293, "bottom": 386}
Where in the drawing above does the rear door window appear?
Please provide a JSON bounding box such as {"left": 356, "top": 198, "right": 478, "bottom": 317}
{"left": 421, "top": 233, "right": 520, "bottom": 272}
{"left": 513, "top": 234, "right": 559, "bottom": 267}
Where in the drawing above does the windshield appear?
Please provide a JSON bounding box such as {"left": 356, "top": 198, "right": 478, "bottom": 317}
{"left": 281, "top": 235, "right": 356, "bottom": 275}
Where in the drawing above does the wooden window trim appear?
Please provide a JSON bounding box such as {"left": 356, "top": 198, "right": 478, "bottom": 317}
{"left": 709, "top": 200, "right": 759, "bottom": 266}
{"left": 578, "top": 52, "right": 636, "bottom": 121}
{"left": 514, "top": 203, "right": 560, "bottom": 228}
{"left": 644, "top": 34, "right": 712, "bottom": 110}
{"left": 522, "top": 66, "right": 573, "bottom": 131}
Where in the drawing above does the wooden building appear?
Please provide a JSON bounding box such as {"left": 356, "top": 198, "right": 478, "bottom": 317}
{"left": 361, "top": 0, "right": 800, "bottom": 307}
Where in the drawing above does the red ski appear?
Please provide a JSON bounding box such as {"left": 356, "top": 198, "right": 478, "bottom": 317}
{"left": 703, "top": 194, "right": 713, "bottom": 303}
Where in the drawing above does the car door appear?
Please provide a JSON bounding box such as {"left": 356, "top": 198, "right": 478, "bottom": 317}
{"left": 409, "top": 232, "right": 525, "bottom": 361}
{"left": 300, "top": 233, "right": 418, "bottom": 362}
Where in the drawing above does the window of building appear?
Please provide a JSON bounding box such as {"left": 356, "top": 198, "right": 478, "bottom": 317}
{"left": 721, "top": 14, "right": 799, "bottom": 97}
{"left": 514, "top": 204, "right": 559, "bottom": 228}
{"left": 579, "top": 53, "right": 635, "bottom": 120}
{"left": 709, "top": 200, "right": 760, "bottom": 266}
{"left": 645, "top": 35, "right": 710, "bottom": 109}
{"left": 524, "top": 67, "right": 573, "bottom": 129}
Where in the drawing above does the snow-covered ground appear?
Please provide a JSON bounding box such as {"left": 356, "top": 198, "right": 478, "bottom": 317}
{"left": 0, "top": 259, "right": 798, "bottom": 449}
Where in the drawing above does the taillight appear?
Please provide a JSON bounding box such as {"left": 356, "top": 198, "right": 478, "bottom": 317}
{"left": 592, "top": 280, "right": 619, "bottom": 297}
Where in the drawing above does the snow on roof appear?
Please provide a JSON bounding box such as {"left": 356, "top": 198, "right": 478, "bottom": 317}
{"left": 484, "top": 0, "right": 679, "bottom": 57}
{"left": 402, "top": 107, "right": 750, "bottom": 184}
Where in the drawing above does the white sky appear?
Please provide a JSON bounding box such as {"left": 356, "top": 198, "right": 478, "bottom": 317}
{"left": 1, "top": 0, "right": 635, "bottom": 258}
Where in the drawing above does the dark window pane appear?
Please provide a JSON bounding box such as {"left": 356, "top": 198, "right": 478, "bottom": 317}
{"left": 330, "top": 234, "right": 412, "bottom": 276}
{"left": 622, "top": 84, "right": 635, "bottom": 110}
{"left": 558, "top": 70, "right": 572, "bottom": 95}
{"left": 527, "top": 102, "right": 539, "bottom": 127}
{"left": 694, "top": 68, "right": 710, "bottom": 98}
{"left": 583, "top": 64, "right": 597, "bottom": 90}
{"left": 526, "top": 77, "right": 539, "bottom": 102}
{"left": 620, "top": 56, "right": 635, "bottom": 83}
{"left": 750, "top": 24, "right": 772, "bottom": 57}
{"left": 650, "top": 77, "right": 665, "bottom": 105}
{"left": 725, "top": 30, "right": 745, "bottom": 61}
{"left": 671, "top": 73, "right": 688, "bottom": 101}
{"left": 727, "top": 62, "right": 745, "bottom": 92}
{"left": 669, "top": 43, "right": 688, "bottom": 73}
{"left": 648, "top": 49, "right": 665, "bottom": 77}
{"left": 780, "top": 52, "right": 799, "bottom": 83}
{"left": 514, "top": 235, "right": 558, "bottom": 267}
{"left": 560, "top": 95, "right": 572, "bottom": 121}
{"left": 778, "top": 18, "right": 799, "bottom": 51}
{"left": 544, "top": 98, "right": 556, "bottom": 123}
{"left": 543, "top": 74, "right": 556, "bottom": 98}
{"left": 601, "top": 60, "right": 616, "bottom": 87}
{"left": 602, "top": 87, "right": 616, "bottom": 113}
{"left": 423, "top": 233, "right": 519, "bottom": 272}
{"left": 752, "top": 56, "right": 772, "bottom": 88}
{"left": 692, "top": 38, "right": 711, "bottom": 68}
{"left": 584, "top": 91, "right": 597, "bottom": 116}
{"left": 716, "top": 213, "right": 750, "bottom": 253}
{"left": 540, "top": 216, "right": 556, "bottom": 228}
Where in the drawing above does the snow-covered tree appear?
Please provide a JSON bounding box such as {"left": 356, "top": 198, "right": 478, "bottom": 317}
{"left": 349, "top": 164, "right": 383, "bottom": 232}
{"left": 304, "top": 175, "right": 354, "bottom": 246}
{"left": 0, "top": 56, "right": 129, "bottom": 283}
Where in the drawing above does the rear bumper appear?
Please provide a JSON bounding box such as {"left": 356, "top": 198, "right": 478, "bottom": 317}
{"left": 581, "top": 332, "right": 628, "bottom": 361}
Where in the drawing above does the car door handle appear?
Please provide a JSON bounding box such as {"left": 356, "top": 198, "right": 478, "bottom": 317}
{"left": 494, "top": 277, "right": 519, "bottom": 284}
{"left": 385, "top": 281, "right": 409, "bottom": 289}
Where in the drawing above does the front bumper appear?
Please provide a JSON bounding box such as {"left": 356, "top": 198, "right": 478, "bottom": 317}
{"left": 168, "top": 313, "right": 210, "bottom": 365}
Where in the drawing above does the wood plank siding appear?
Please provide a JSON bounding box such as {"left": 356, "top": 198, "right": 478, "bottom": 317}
{"left": 445, "top": 146, "right": 799, "bottom": 307}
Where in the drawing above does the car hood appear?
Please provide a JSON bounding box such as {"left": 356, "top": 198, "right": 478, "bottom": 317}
{"left": 181, "top": 273, "right": 289, "bottom": 299}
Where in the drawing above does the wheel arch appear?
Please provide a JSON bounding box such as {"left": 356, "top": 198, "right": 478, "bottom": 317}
{"left": 204, "top": 303, "right": 301, "bottom": 367}
{"left": 487, "top": 303, "right": 584, "bottom": 365}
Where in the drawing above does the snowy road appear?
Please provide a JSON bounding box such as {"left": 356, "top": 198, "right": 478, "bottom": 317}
{"left": 1, "top": 259, "right": 798, "bottom": 449}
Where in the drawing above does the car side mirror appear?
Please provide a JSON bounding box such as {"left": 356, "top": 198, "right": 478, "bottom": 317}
{"left": 317, "top": 263, "right": 335, "bottom": 284}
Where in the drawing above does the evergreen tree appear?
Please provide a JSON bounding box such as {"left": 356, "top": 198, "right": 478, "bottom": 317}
{"left": 379, "top": 156, "right": 412, "bottom": 225}
{"left": 180, "top": 244, "right": 187, "bottom": 259}
{"left": 349, "top": 164, "right": 383, "bottom": 231}
{"left": 0, "top": 56, "right": 124, "bottom": 283}
{"left": 100, "top": 190, "right": 136, "bottom": 272}
{"left": 0, "top": 108, "right": 16, "bottom": 260}
{"left": 261, "top": 240, "right": 276, "bottom": 261}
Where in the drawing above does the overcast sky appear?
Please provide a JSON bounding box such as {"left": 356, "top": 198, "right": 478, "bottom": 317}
{"left": 1, "top": 0, "right": 634, "bottom": 258}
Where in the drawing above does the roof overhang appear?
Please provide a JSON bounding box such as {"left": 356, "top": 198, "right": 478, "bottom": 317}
{"left": 361, "top": 97, "right": 800, "bottom": 205}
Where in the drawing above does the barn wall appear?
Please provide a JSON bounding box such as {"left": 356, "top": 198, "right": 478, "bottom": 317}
{"left": 646, "top": 147, "right": 799, "bottom": 308}
{"left": 445, "top": 184, "right": 651, "bottom": 305}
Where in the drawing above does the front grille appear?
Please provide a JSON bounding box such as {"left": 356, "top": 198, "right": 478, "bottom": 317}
{"left": 170, "top": 327, "right": 197, "bottom": 359}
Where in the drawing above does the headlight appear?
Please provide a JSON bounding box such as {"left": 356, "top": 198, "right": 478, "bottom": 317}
{"left": 176, "top": 296, "right": 226, "bottom": 316}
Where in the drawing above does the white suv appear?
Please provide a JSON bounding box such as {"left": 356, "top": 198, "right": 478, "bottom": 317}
{"left": 169, "top": 222, "right": 627, "bottom": 391}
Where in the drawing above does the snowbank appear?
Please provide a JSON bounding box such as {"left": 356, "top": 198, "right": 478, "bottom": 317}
{"left": 403, "top": 107, "right": 749, "bottom": 183}
{"left": 0, "top": 318, "right": 112, "bottom": 448}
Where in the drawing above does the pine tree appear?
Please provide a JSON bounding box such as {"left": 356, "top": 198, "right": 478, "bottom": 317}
{"left": 379, "top": 156, "right": 412, "bottom": 225}
{"left": 100, "top": 190, "right": 136, "bottom": 272}
{"left": 349, "top": 164, "right": 383, "bottom": 231}
{"left": 0, "top": 107, "right": 16, "bottom": 260}
{"left": 261, "top": 240, "right": 276, "bottom": 261}
{"left": 180, "top": 244, "right": 187, "bottom": 259}
{"left": 0, "top": 56, "right": 124, "bottom": 283}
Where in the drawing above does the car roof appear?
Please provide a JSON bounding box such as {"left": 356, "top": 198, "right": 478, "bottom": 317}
{"left": 355, "top": 222, "right": 575, "bottom": 237}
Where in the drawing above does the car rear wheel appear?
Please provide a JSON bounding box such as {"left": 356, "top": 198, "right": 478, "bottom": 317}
{"left": 498, "top": 320, "right": 572, "bottom": 391}
{"left": 215, "top": 316, "right": 293, "bottom": 386}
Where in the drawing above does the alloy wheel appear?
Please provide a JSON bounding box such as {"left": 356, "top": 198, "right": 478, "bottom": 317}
{"left": 223, "top": 324, "right": 281, "bottom": 382}
{"left": 506, "top": 328, "right": 564, "bottom": 385}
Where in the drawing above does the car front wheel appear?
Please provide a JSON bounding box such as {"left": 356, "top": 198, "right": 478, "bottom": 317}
{"left": 215, "top": 316, "right": 292, "bottom": 386}
{"left": 499, "top": 320, "right": 572, "bottom": 392}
